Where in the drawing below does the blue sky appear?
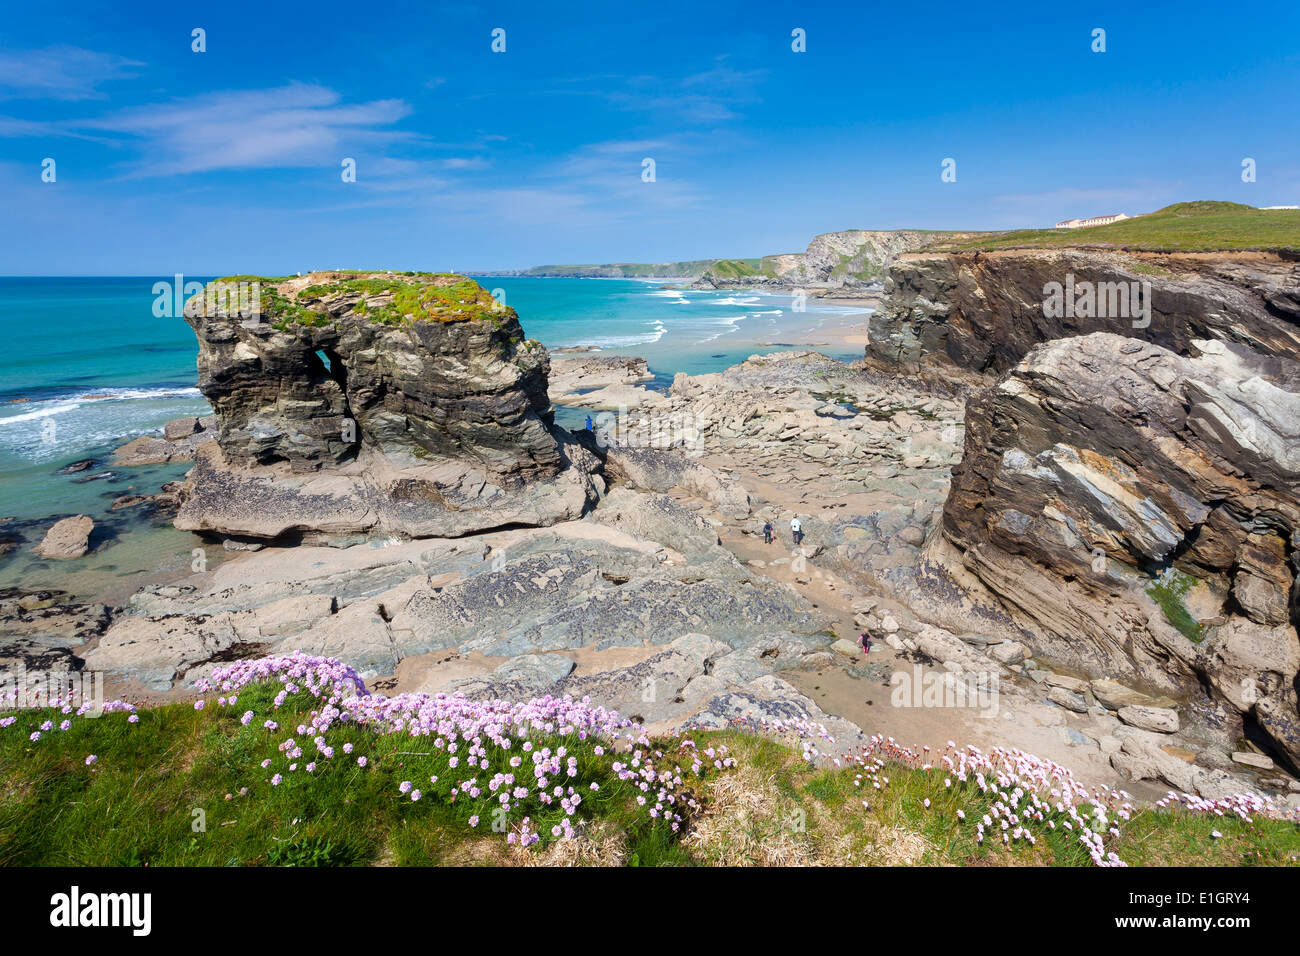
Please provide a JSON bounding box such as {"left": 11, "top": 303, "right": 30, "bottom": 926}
{"left": 1, "top": 0, "right": 1297, "bottom": 274}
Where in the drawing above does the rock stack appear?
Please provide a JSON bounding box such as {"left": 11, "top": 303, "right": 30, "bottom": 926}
{"left": 174, "top": 272, "right": 602, "bottom": 540}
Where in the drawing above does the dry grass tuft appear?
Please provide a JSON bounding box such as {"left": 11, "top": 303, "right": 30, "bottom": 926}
{"left": 684, "top": 764, "right": 816, "bottom": 866}
{"left": 514, "top": 820, "right": 628, "bottom": 867}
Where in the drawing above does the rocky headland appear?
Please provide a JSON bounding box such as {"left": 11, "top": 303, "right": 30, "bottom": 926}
{"left": 692, "top": 229, "right": 965, "bottom": 299}
{"left": 855, "top": 235, "right": 1300, "bottom": 794}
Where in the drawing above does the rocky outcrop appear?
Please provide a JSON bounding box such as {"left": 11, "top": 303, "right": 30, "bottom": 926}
{"left": 602, "top": 446, "right": 751, "bottom": 519}
{"left": 174, "top": 272, "right": 602, "bottom": 540}
{"left": 0, "top": 587, "right": 113, "bottom": 672}
{"left": 868, "top": 249, "right": 1300, "bottom": 375}
{"left": 175, "top": 435, "right": 600, "bottom": 541}
{"left": 547, "top": 355, "right": 662, "bottom": 409}
{"left": 939, "top": 332, "right": 1300, "bottom": 767}
{"left": 785, "top": 231, "right": 937, "bottom": 287}
{"left": 113, "top": 415, "right": 216, "bottom": 466}
{"left": 186, "top": 273, "right": 558, "bottom": 474}
{"left": 86, "top": 487, "right": 833, "bottom": 689}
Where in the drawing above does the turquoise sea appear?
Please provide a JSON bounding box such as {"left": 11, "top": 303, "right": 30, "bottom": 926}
{"left": 0, "top": 276, "right": 867, "bottom": 599}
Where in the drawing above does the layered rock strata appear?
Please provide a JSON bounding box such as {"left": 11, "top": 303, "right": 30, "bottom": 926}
{"left": 940, "top": 332, "right": 1300, "bottom": 766}
{"left": 174, "top": 272, "right": 601, "bottom": 539}
{"left": 868, "top": 249, "right": 1300, "bottom": 375}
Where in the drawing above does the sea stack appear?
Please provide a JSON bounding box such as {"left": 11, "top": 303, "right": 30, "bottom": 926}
{"left": 174, "top": 272, "right": 602, "bottom": 541}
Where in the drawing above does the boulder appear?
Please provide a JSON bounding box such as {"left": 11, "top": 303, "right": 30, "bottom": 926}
{"left": 164, "top": 416, "right": 202, "bottom": 441}
{"left": 1118, "top": 705, "right": 1180, "bottom": 734}
{"left": 1043, "top": 674, "right": 1090, "bottom": 694}
{"left": 1231, "top": 751, "right": 1274, "bottom": 770}
{"left": 1110, "top": 732, "right": 1259, "bottom": 801}
{"left": 113, "top": 416, "right": 216, "bottom": 466}
{"left": 32, "top": 516, "right": 94, "bottom": 560}
{"left": 1046, "top": 686, "right": 1089, "bottom": 713}
{"left": 897, "top": 526, "right": 925, "bottom": 547}
{"left": 1089, "top": 678, "right": 1157, "bottom": 712}
{"left": 987, "top": 641, "right": 1025, "bottom": 666}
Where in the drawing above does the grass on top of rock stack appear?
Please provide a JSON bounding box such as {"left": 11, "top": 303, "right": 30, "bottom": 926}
{"left": 298, "top": 273, "right": 505, "bottom": 326}
{"left": 1, "top": 653, "right": 1297, "bottom": 867}
{"left": 207, "top": 272, "right": 509, "bottom": 330}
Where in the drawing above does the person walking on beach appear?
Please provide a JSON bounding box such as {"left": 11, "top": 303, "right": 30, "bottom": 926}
{"left": 790, "top": 516, "right": 803, "bottom": 546}
{"left": 859, "top": 632, "right": 872, "bottom": 655}
{"left": 762, "top": 520, "right": 773, "bottom": 545}
{"left": 585, "top": 414, "right": 593, "bottom": 431}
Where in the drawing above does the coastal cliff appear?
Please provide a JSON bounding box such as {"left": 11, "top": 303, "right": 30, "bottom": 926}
{"left": 939, "top": 333, "right": 1300, "bottom": 765}
{"left": 694, "top": 229, "right": 941, "bottom": 297}
{"left": 854, "top": 207, "right": 1300, "bottom": 772}
{"left": 174, "top": 272, "right": 602, "bottom": 540}
{"left": 866, "top": 248, "right": 1300, "bottom": 374}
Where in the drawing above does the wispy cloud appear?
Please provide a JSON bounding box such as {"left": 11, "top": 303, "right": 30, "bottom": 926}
{"left": 76, "top": 83, "right": 414, "bottom": 177}
{"left": 496, "top": 58, "right": 768, "bottom": 126}
{"left": 0, "top": 45, "right": 142, "bottom": 100}
{"left": 0, "top": 114, "right": 115, "bottom": 143}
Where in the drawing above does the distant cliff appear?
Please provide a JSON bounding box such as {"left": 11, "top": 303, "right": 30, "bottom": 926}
{"left": 694, "top": 230, "right": 945, "bottom": 297}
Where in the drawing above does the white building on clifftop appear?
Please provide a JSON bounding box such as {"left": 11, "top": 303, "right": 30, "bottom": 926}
{"left": 1054, "top": 213, "right": 1130, "bottom": 229}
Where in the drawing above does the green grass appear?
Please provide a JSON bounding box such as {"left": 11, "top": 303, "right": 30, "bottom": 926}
{"left": 690, "top": 733, "right": 1300, "bottom": 867}
{"left": 3, "top": 690, "right": 1295, "bottom": 866}
{"left": 296, "top": 274, "right": 503, "bottom": 325}
{"left": 0, "top": 680, "right": 697, "bottom": 867}
{"left": 1146, "top": 567, "right": 1206, "bottom": 644}
{"left": 935, "top": 201, "right": 1300, "bottom": 253}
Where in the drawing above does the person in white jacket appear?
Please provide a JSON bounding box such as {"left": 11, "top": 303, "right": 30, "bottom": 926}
{"left": 790, "top": 516, "right": 803, "bottom": 546}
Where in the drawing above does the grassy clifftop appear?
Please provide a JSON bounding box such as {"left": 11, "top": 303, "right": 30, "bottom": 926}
{"left": 704, "top": 258, "right": 776, "bottom": 280}
{"left": 936, "top": 202, "right": 1300, "bottom": 253}
{"left": 2, "top": 654, "right": 1296, "bottom": 867}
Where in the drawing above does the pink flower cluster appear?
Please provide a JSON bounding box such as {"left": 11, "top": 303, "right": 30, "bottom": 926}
{"left": 839, "top": 735, "right": 1300, "bottom": 866}
{"left": 842, "top": 736, "right": 1133, "bottom": 865}
{"left": 0, "top": 679, "right": 137, "bottom": 767}
{"left": 196, "top": 652, "right": 729, "bottom": 838}
{"left": 1155, "top": 789, "right": 1300, "bottom": 824}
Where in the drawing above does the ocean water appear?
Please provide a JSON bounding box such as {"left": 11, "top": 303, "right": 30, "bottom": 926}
{"left": 482, "top": 277, "right": 866, "bottom": 377}
{"left": 0, "top": 275, "right": 867, "bottom": 599}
